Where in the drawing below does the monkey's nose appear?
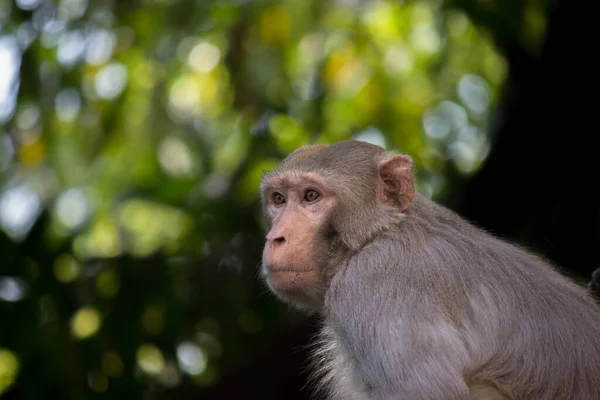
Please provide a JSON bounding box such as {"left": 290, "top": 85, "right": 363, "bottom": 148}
{"left": 267, "top": 235, "right": 286, "bottom": 247}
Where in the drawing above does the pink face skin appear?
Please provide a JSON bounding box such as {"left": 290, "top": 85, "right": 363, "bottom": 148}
{"left": 261, "top": 172, "right": 336, "bottom": 307}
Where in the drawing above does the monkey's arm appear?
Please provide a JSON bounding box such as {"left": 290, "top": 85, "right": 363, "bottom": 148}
{"left": 327, "top": 241, "right": 473, "bottom": 400}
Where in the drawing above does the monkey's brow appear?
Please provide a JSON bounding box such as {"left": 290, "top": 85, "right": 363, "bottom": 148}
{"left": 259, "top": 171, "right": 284, "bottom": 195}
{"left": 260, "top": 170, "right": 281, "bottom": 186}
{"left": 261, "top": 174, "right": 291, "bottom": 192}
{"left": 261, "top": 171, "right": 327, "bottom": 192}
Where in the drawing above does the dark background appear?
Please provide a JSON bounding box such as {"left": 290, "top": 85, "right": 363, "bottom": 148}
{"left": 0, "top": 0, "right": 597, "bottom": 398}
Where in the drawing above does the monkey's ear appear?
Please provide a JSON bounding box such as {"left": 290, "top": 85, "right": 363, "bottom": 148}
{"left": 377, "top": 155, "right": 415, "bottom": 212}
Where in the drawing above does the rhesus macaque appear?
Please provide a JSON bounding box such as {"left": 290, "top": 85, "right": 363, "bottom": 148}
{"left": 259, "top": 140, "right": 600, "bottom": 400}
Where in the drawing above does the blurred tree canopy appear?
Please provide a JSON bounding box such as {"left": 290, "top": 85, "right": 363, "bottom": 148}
{"left": 0, "top": 0, "right": 595, "bottom": 398}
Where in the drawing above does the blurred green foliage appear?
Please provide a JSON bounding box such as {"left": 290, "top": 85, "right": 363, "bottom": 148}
{"left": 0, "top": 0, "right": 546, "bottom": 398}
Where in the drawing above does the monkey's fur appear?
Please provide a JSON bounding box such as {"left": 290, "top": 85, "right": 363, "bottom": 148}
{"left": 260, "top": 140, "right": 600, "bottom": 400}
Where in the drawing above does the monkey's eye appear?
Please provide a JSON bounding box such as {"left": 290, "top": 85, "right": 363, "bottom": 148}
{"left": 304, "top": 190, "right": 320, "bottom": 202}
{"left": 272, "top": 193, "right": 286, "bottom": 205}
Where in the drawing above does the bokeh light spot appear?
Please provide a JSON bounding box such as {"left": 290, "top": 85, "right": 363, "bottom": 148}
{"left": 53, "top": 253, "right": 81, "bottom": 283}
{"left": 72, "top": 215, "right": 122, "bottom": 258}
{"left": 70, "top": 307, "right": 102, "bottom": 339}
{"left": 158, "top": 136, "right": 196, "bottom": 178}
{"left": 458, "top": 74, "right": 491, "bottom": 115}
{"left": 95, "top": 62, "right": 128, "bottom": 99}
{"left": 58, "top": 0, "right": 88, "bottom": 21}
{"left": 0, "top": 349, "right": 20, "bottom": 395}
{"left": 0, "top": 36, "right": 21, "bottom": 123}
{"left": 363, "top": 2, "right": 400, "bottom": 39}
{"left": 15, "top": 0, "right": 40, "bottom": 11}
{"left": 85, "top": 29, "right": 115, "bottom": 66}
{"left": 0, "top": 185, "right": 42, "bottom": 242}
{"left": 57, "top": 30, "right": 85, "bottom": 67}
{"left": 136, "top": 344, "right": 165, "bottom": 375}
{"left": 55, "top": 88, "right": 82, "bottom": 122}
{"left": 55, "top": 188, "right": 88, "bottom": 229}
{"left": 169, "top": 75, "right": 200, "bottom": 115}
{"left": 0, "top": 277, "right": 28, "bottom": 302}
{"left": 423, "top": 101, "right": 468, "bottom": 140}
{"left": 15, "top": 103, "right": 40, "bottom": 130}
{"left": 188, "top": 41, "right": 221, "bottom": 74}
{"left": 411, "top": 24, "right": 441, "bottom": 54}
{"left": 176, "top": 341, "right": 207, "bottom": 376}
{"left": 449, "top": 140, "right": 478, "bottom": 174}
{"left": 353, "top": 127, "right": 387, "bottom": 148}
{"left": 40, "top": 19, "right": 66, "bottom": 48}
{"left": 157, "top": 361, "right": 181, "bottom": 387}
{"left": 384, "top": 44, "right": 414, "bottom": 75}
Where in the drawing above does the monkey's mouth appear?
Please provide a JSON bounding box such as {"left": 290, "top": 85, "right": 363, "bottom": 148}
{"left": 268, "top": 268, "right": 315, "bottom": 274}
{"left": 264, "top": 266, "right": 317, "bottom": 290}
{"left": 267, "top": 268, "right": 316, "bottom": 281}
{"left": 261, "top": 260, "right": 313, "bottom": 275}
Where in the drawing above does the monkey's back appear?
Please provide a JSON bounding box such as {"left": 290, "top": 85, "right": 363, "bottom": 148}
{"left": 411, "top": 195, "right": 600, "bottom": 399}
{"left": 469, "top": 244, "right": 600, "bottom": 398}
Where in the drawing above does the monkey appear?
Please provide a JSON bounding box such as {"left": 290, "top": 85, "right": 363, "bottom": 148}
{"left": 259, "top": 140, "right": 600, "bottom": 400}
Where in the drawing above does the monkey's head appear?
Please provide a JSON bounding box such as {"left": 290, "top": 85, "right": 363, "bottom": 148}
{"left": 260, "top": 140, "right": 415, "bottom": 311}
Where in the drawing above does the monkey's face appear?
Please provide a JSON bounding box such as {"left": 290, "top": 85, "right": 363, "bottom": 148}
{"left": 259, "top": 141, "right": 415, "bottom": 311}
{"left": 260, "top": 172, "right": 336, "bottom": 310}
